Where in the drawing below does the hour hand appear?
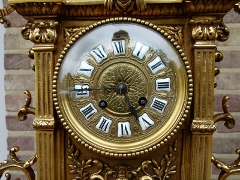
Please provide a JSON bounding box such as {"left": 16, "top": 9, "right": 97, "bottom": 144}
{"left": 124, "top": 93, "right": 139, "bottom": 121}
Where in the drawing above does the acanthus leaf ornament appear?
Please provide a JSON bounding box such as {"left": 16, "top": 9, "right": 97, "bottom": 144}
{"left": 190, "top": 19, "right": 221, "bottom": 43}
{"left": 21, "top": 21, "right": 58, "bottom": 43}
{"left": 67, "top": 138, "right": 178, "bottom": 180}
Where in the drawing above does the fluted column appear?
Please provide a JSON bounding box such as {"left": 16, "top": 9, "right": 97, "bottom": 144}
{"left": 189, "top": 18, "right": 220, "bottom": 180}
{"left": 21, "top": 20, "right": 58, "bottom": 180}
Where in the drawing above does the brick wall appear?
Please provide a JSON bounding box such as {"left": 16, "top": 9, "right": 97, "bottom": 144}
{"left": 2, "top": 1, "right": 240, "bottom": 179}
{"left": 212, "top": 9, "right": 240, "bottom": 180}
{"left": 3, "top": 0, "right": 35, "bottom": 178}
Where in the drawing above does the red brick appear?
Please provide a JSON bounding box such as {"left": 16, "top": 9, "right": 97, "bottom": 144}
{"left": 216, "top": 51, "right": 240, "bottom": 68}
{"left": 5, "top": 11, "right": 27, "bottom": 28}
{"left": 214, "top": 94, "right": 240, "bottom": 112}
{"left": 7, "top": 136, "right": 35, "bottom": 151}
{"left": 212, "top": 134, "right": 240, "bottom": 154}
{"left": 4, "top": 54, "right": 32, "bottom": 70}
{"left": 212, "top": 163, "right": 221, "bottom": 175}
{"left": 4, "top": 74, "right": 35, "bottom": 91}
{"left": 6, "top": 115, "right": 34, "bottom": 131}
{"left": 5, "top": 92, "right": 35, "bottom": 112}
{"left": 223, "top": 8, "right": 240, "bottom": 23}
{"left": 215, "top": 72, "right": 240, "bottom": 90}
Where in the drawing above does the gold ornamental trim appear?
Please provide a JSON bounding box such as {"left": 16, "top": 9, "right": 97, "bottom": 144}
{"left": 53, "top": 17, "right": 193, "bottom": 158}
{"left": 0, "top": 146, "right": 36, "bottom": 180}
{"left": 67, "top": 138, "right": 178, "bottom": 179}
{"left": 9, "top": 1, "right": 238, "bottom": 16}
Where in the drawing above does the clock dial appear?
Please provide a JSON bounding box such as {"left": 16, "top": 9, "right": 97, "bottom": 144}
{"left": 54, "top": 18, "right": 192, "bottom": 158}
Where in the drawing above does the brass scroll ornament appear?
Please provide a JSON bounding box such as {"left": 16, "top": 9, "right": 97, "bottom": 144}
{"left": 0, "top": 6, "right": 14, "bottom": 27}
{"left": 0, "top": 147, "right": 37, "bottom": 180}
{"left": 212, "top": 96, "right": 240, "bottom": 179}
{"left": 0, "top": 90, "right": 36, "bottom": 179}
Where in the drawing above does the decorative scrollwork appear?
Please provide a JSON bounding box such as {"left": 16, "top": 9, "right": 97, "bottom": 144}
{"left": 0, "top": 147, "right": 36, "bottom": 180}
{"left": 190, "top": 19, "right": 221, "bottom": 42}
{"left": 158, "top": 26, "right": 184, "bottom": 49}
{"left": 216, "top": 22, "right": 229, "bottom": 42}
{"left": 0, "top": 6, "right": 14, "bottom": 27}
{"left": 67, "top": 139, "right": 178, "bottom": 179}
{"left": 18, "top": 90, "right": 35, "bottom": 121}
{"left": 213, "top": 96, "right": 235, "bottom": 129}
{"left": 212, "top": 96, "right": 239, "bottom": 179}
{"left": 212, "top": 149, "right": 240, "bottom": 180}
{"left": 21, "top": 21, "right": 58, "bottom": 43}
{"left": 104, "top": 0, "right": 146, "bottom": 12}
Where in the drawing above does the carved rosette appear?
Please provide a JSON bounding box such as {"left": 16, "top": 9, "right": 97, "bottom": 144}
{"left": 21, "top": 21, "right": 58, "bottom": 43}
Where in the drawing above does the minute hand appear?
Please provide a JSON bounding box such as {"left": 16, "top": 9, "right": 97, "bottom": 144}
{"left": 124, "top": 93, "right": 139, "bottom": 121}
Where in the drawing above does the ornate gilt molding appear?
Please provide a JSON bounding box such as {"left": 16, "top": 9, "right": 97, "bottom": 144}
{"left": 191, "top": 122, "right": 216, "bottom": 133}
{"left": 64, "top": 27, "right": 84, "bottom": 45}
{"left": 67, "top": 139, "right": 178, "bottom": 179}
{"left": 18, "top": 90, "right": 35, "bottom": 121}
{"left": 158, "top": 26, "right": 184, "bottom": 49}
{"left": 33, "top": 119, "right": 55, "bottom": 129}
{"left": 0, "top": 147, "right": 36, "bottom": 180}
{"left": 0, "top": 6, "right": 14, "bottom": 27}
{"left": 9, "top": 1, "right": 238, "bottom": 17}
{"left": 21, "top": 21, "right": 58, "bottom": 43}
{"left": 190, "top": 18, "right": 221, "bottom": 47}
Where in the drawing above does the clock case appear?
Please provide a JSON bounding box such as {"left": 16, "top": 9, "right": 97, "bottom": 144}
{"left": 7, "top": 0, "right": 238, "bottom": 179}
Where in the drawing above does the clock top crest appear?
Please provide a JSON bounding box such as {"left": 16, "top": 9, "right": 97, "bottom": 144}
{"left": 1, "top": 0, "right": 239, "bottom": 179}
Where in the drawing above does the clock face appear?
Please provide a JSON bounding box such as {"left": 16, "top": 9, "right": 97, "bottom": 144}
{"left": 53, "top": 18, "right": 192, "bottom": 158}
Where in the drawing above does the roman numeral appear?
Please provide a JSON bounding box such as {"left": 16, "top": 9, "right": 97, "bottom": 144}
{"left": 90, "top": 45, "right": 107, "bottom": 63}
{"left": 148, "top": 56, "right": 166, "bottom": 74}
{"left": 77, "top": 61, "right": 94, "bottom": 78}
{"left": 80, "top": 103, "right": 97, "bottom": 120}
{"left": 138, "top": 113, "right": 154, "bottom": 131}
{"left": 112, "top": 40, "right": 125, "bottom": 55}
{"left": 74, "top": 84, "right": 90, "bottom": 98}
{"left": 132, "top": 41, "right": 150, "bottom": 60}
{"left": 96, "top": 116, "right": 112, "bottom": 133}
{"left": 118, "top": 122, "right": 131, "bottom": 137}
{"left": 155, "top": 78, "right": 171, "bottom": 92}
{"left": 150, "top": 98, "right": 168, "bottom": 114}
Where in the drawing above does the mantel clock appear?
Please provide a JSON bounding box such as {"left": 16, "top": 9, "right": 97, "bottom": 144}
{"left": 2, "top": 0, "right": 238, "bottom": 179}
{"left": 53, "top": 18, "right": 192, "bottom": 158}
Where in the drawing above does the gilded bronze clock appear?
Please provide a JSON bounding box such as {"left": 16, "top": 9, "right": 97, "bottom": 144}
{"left": 53, "top": 18, "right": 192, "bottom": 158}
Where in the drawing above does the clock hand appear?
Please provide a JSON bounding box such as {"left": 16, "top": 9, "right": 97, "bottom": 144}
{"left": 71, "top": 87, "right": 116, "bottom": 92}
{"left": 123, "top": 93, "right": 139, "bottom": 121}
